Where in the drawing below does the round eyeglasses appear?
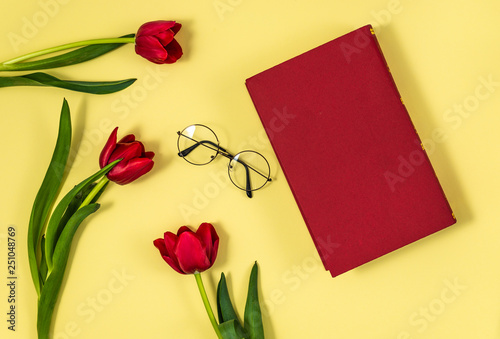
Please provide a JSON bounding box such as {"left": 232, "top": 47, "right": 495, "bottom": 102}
{"left": 177, "top": 124, "right": 272, "bottom": 198}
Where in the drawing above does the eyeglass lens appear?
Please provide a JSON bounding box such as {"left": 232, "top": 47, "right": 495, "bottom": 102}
{"left": 177, "top": 124, "right": 220, "bottom": 165}
{"left": 229, "top": 151, "right": 271, "bottom": 192}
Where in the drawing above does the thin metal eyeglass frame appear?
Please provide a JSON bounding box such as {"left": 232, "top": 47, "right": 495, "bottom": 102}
{"left": 177, "top": 127, "right": 272, "bottom": 198}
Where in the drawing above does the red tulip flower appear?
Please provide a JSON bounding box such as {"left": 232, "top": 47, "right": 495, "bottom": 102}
{"left": 153, "top": 223, "right": 264, "bottom": 339}
{"left": 135, "top": 20, "right": 183, "bottom": 64}
{"left": 154, "top": 223, "right": 223, "bottom": 337}
{"left": 154, "top": 223, "right": 219, "bottom": 274}
{"left": 99, "top": 127, "right": 155, "bottom": 185}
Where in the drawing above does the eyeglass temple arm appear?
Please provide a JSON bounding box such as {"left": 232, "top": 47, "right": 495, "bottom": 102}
{"left": 230, "top": 158, "right": 255, "bottom": 198}
{"left": 243, "top": 164, "right": 253, "bottom": 198}
{"left": 234, "top": 158, "right": 272, "bottom": 182}
{"left": 177, "top": 139, "right": 225, "bottom": 157}
{"left": 228, "top": 155, "right": 272, "bottom": 198}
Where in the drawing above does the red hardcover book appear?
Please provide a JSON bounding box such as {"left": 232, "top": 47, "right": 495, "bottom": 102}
{"left": 245, "top": 24, "right": 456, "bottom": 277}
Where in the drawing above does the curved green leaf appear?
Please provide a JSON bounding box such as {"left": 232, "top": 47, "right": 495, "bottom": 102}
{"left": 37, "top": 203, "right": 100, "bottom": 339}
{"left": 244, "top": 262, "right": 264, "bottom": 339}
{"left": 39, "top": 236, "right": 48, "bottom": 285}
{"left": 217, "top": 272, "right": 240, "bottom": 324}
{"left": 44, "top": 160, "right": 119, "bottom": 270}
{"left": 27, "top": 99, "right": 71, "bottom": 297}
{"left": 0, "top": 72, "right": 136, "bottom": 94}
{"left": 219, "top": 319, "right": 248, "bottom": 339}
{"left": 0, "top": 34, "right": 135, "bottom": 71}
{"left": 54, "top": 184, "right": 94, "bottom": 244}
{"left": 52, "top": 180, "right": 108, "bottom": 254}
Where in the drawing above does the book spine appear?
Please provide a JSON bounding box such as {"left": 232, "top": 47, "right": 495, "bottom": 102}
{"left": 369, "top": 26, "right": 456, "bottom": 221}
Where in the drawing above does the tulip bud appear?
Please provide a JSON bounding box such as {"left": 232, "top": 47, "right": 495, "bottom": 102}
{"left": 154, "top": 223, "right": 219, "bottom": 274}
{"left": 135, "top": 20, "right": 183, "bottom": 64}
{"left": 99, "top": 127, "right": 154, "bottom": 185}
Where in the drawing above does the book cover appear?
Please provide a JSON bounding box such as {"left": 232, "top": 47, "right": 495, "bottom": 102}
{"left": 245, "top": 24, "right": 456, "bottom": 277}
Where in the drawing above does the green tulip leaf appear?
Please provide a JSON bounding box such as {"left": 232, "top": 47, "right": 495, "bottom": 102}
{"left": 39, "top": 236, "right": 48, "bottom": 285}
{"left": 244, "top": 262, "right": 264, "bottom": 339}
{"left": 53, "top": 180, "right": 108, "bottom": 253}
{"left": 0, "top": 72, "right": 136, "bottom": 94}
{"left": 217, "top": 272, "right": 240, "bottom": 324}
{"left": 55, "top": 184, "right": 94, "bottom": 240}
{"left": 219, "top": 319, "right": 249, "bottom": 339}
{"left": 27, "top": 99, "right": 71, "bottom": 297}
{"left": 0, "top": 34, "right": 135, "bottom": 72}
{"left": 44, "top": 160, "right": 119, "bottom": 271}
{"left": 37, "top": 203, "right": 100, "bottom": 339}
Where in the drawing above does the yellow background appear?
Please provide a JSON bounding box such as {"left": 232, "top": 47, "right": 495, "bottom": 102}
{"left": 0, "top": 0, "right": 499, "bottom": 338}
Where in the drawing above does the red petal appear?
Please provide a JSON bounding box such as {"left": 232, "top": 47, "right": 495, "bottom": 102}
{"left": 136, "top": 21, "right": 177, "bottom": 38}
{"left": 99, "top": 127, "right": 118, "bottom": 168}
{"left": 108, "top": 142, "right": 143, "bottom": 163}
{"left": 155, "top": 30, "right": 175, "bottom": 46}
{"left": 163, "top": 232, "right": 183, "bottom": 273}
{"left": 118, "top": 134, "right": 136, "bottom": 144}
{"left": 154, "top": 237, "right": 184, "bottom": 274}
{"left": 175, "top": 231, "right": 211, "bottom": 274}
{"left": 210, "top": 238, "right": 219, "bottom": 264}
{"left": 107, "top": 157, "right": 154, "bottom": 185}
{"left": 163, "top": 232, "right": 178, "bottom": 256}
{"left": 164, "top": 38, "right": 183, "bottom": 64}
{"left": 143, "top": 151, "right": 155, "bottom": 160}
{"left": 135, "top": 36, "right": 168, "bottom": 63}
{"left": 177, "top": 226, "right": 193, "bottom": 236}
{"left": 153, "top": 238, "right": 167, "bottom": 256}
{"left": 171, "top": 23, "right": 182, "bottom": 35}
{"left": 136, "top": 141, "right": 146, "bottom": 154}
{"left": 196, "top": 223, "right": 219, "bottom": 265}
{"left": 163, "top": 256, "right": 186, "bottom": 274}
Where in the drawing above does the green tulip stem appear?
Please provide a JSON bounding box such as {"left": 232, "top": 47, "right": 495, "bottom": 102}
{"left": 1, "top": 37, "right": 136, "bottom": 65}
{"left": 194, "top": 272, "right": 223, "bottom": 339}
{"left": 79, "top": 176, "right": 109, "bottom": 209}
